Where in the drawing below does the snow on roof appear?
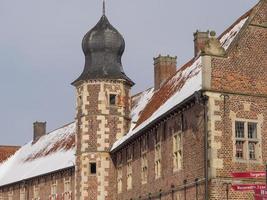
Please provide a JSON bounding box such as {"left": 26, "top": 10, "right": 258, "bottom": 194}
{"left": 220, "top": 16, "right": 249, "bottom": 50}
{"left": 111, "top": 57, "right": 202, "bottom": 151}
{"left": 130, "top": 88, "right": 154, "bottom": 131}
{"left": 0, "top": 122, "right": 75, "bottom": 187}
{"left": 0, "top": 146, "right": 20, "bottom": 164}
{"left": 111, "top": 7, "right": 253, "bottom": 152}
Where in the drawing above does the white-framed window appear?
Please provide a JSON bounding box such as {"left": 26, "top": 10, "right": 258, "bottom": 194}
{"left": 117, "top": 151, "right": 123, "bottom": 193}
{"left": 20, "top": 186, "right": 26, "bottom": 200}
{"left": 234, "top": 120, "right": 261, "bottom": 161}
{"left": 141, "top": 135, "right": 148, "bottom": 184}
{"left": 33, "top": 185, "right": 40, "bottom": 200}
{"left": 50, "top": 178, "right": 57, "bottom": 200}
{"left": 63, "top": 177, "right": 72, "bottom": 200}
{"left": 173, "top": 130, "right": 182, "bottom": 171}
{"left": 117, "top": 166, "right": 123, "bottom": 193}
{"left": 154, "top": 130, "right": 161, "bottom": 179}
{"left": 141, "top": 153, "right": 148, "bottom": 184}
{"left": 8, "top": 188, "right": 13, "bottom": 200}
{"left": 126, "top": 146, "right": 133, "bottom": 190}
{"left": 126, "top": 162, "right": 132, "bottom": 190}
{"left": 64, "top": 177, "right": 71, "bottom": 193}
{"left": 0, "top": 190, "right": 3, "bottom": 200}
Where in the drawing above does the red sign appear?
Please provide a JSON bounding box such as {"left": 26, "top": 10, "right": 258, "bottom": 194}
{"left": 254, "top": 195, "right": 267, "bottom": 200}
{"left": 255, "top": 189, "right": 267, "bottom": 196}
{"left": 232, "top": 184, "right": 266, "bottom": 191}
{"left": 231, "top": 172, "right": 266, "bottom": 178}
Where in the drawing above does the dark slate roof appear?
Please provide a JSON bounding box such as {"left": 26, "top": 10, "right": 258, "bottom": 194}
{"left": 72, "top": 15, "right": 134, "bottom": 86}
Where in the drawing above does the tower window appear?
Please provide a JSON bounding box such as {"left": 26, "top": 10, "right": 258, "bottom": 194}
{"left": 90, "top": 163, "right": 97, "bottom": 174}
{"left": 109, "top": 94, "right": 117, "bottom": 106}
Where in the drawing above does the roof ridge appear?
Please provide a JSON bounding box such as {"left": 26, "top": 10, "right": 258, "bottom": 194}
{"left": 217, "top": 1, "right": 262, "bottom": 43}
{"left": 131, "top": 87, "right": 154, "bottom": 98}
{"left": 0, "top": 145, "right": 20, "bottom": 148}
{"left": 46, "top": 121, "right": 75, "bottom": 135}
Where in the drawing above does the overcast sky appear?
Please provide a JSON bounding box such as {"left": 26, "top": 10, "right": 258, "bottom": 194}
{"left": 0, "top": 0, "right": 257, "bottom": 145}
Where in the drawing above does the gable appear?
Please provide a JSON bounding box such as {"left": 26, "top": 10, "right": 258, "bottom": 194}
{"left": 211, "top": 0, "right": 267, "bottom": 95}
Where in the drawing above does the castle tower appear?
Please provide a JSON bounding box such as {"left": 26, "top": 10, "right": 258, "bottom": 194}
{"left": 72, "top": 7, "right": 134, "bottom": 200}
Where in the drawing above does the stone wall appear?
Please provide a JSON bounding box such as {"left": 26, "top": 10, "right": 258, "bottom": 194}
{"left": 75, "top": 80, "right": 132, "bottom": 200}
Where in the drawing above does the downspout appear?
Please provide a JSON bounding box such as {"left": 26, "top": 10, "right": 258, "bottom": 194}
{"left": 203, "top": 94, "right": 209, "bottom": 200}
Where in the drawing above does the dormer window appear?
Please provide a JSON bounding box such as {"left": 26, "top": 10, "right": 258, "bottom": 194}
{"left": 109, "top": 94, "right": 117, "bottom": 106}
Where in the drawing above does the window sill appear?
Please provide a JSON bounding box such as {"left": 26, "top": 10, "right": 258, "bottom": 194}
{"left": 173, "top": 168, "right": 182, "bottom": 173}
{"left": 234, "top": 158, "right": 262, "bottom": 164}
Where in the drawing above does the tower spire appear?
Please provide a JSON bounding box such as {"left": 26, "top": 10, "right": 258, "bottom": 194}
{"left": 103, "top": 0, "right": 106, "bottom": 16}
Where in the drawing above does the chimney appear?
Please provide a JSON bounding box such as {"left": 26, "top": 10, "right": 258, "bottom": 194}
{"left": 193, "top": 30, "right": 209, "bottom": 56}
{"left": 153, "top": 55, "right": 177, "bottom": 90}
{"left": 33, "top": 121, "right": 46, "bottom": 142}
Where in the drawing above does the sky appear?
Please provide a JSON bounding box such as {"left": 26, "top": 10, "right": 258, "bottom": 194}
{"left": 0, "top": 0, "right": 258, "bottom": 145}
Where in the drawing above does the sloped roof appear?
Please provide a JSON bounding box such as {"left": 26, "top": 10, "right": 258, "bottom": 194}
{"left": 111, "top": 5, "right": 253, "bottom": 152}
{"left": 112, "top": 57, "right": 203, "bottom": 151}
{"left": 0, "top": 146, "right": 20, "bottom": 164}
{"left": 0, "top": 122, "right": 75, "bottom": 187}
{"left": 130, "top": 88, "right": 154, "bottom": 131}
{"left": 0, "top": 1, "right": 259, "bottom": 187}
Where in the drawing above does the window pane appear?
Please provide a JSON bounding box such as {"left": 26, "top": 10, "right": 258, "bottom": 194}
{"left": 90, "top": 163, "right": 96, "bottom": 174}
{"left": 235, "top": 121, "right": 244, "bottom": 138}
{"left": 109, "top": 94, "right": 116, "bottom": 105}
{"left": 248, "top": 122, "right": 257, "bottom": 139}
{"left": 235, "top": 141, "right": 244, "bottom": 159}
{"left": 249, "top": 142, "right": 256, "bottom": 160}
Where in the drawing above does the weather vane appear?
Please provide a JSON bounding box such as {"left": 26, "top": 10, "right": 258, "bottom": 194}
{"left": 103, "top": 0, "right": 106, "bottom": 15}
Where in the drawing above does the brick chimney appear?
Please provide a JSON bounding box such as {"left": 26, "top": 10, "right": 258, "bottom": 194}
{"left": 153, "top": 55, "right": 177, "bottom": 90}
{"left": 193, "top": 30, "right": 209, "bottom": 56}
{"left": 33, "top": 121, "right": 46, "bottom": 142}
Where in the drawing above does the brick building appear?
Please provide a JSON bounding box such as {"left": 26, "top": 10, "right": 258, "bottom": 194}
{"left": 0, "top": 1, "right": 266, "bottom": 200}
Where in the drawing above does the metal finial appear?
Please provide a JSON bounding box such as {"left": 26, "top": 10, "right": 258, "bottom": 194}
{"left": 103, "top": 0, "right": 106, "bottom": 15}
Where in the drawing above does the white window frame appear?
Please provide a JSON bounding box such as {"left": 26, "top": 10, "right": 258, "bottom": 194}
{"left": 63, "top": 177, "right": 72, "bottom": 200}
{"left": 50, "top": 178, "right": 57, "bottom": 200}
{"left": 8, "top": 188, "right": 13, "bottom": 200}
{"left": 154, "top": 130, "right": 161, "bottom": 179}
{"left": 126, "top": 146, "right": 133, "bottom": 190}
{"left": 173, "top": 130, "right": 182, "bottom": 171}
{"left": 233, "top": 119, "right": 262, "bottom": 162}
{"left": 141, "top": 135, "right": 148, "bottom": 184}
{"left": 20, "top": 187, "right": 26, "bottom": 200}
{"left": 117, "top": 166, "right": 123, "bottom": 193}
{"left": 33, "top": 184, "right": 40, "bottom": 200}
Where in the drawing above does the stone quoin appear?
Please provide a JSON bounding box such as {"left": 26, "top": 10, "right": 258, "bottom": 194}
{"left": 0, "top": 1, "right": 266, "bottom": 200}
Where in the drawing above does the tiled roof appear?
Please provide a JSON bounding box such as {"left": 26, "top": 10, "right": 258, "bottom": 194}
{"left": 0, "top": 1, "right": 260, "bottom": 187}
{"left": 0, "top": 146, "right": 20, "bottom": 163}
{"left": 111, "top": 57, "right": 203, "bottom": 151}
{"left": 0, "top": 122, "right": 75, "bottom": 187}
{"left": 111, "top": 5, "right": 254, "bottom": 152}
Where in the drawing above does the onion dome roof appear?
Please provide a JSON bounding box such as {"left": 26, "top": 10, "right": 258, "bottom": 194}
{"left": 72, "top": 14, "right": 134, "bottom": 86}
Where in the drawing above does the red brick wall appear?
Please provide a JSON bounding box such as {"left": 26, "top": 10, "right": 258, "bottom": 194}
{"left": 208, "top": 2, "right": 267, "bottom": 199}
{"left": 113, "top": 104, "right": 206, "bottom": 200}
{"left": 211, "top": 2, "right": 267, "bottom": 95}
{"left": 0, "top": 168, "right": 75, "bottom": 200}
